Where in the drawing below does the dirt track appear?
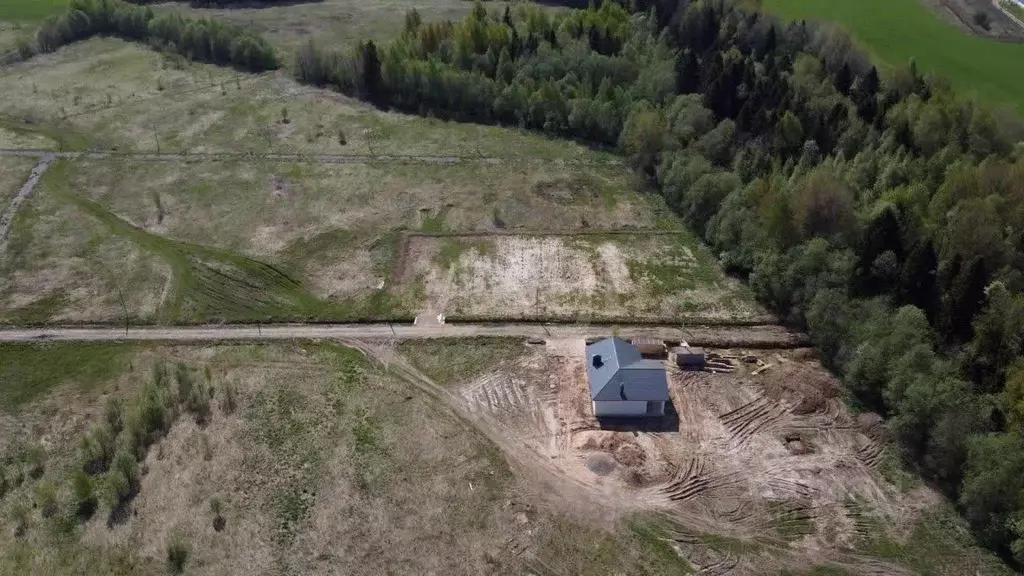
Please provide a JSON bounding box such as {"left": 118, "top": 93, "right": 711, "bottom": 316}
{"left": 0, "top": 155, "right": 52, "bottom": 249}
{"left": 0, "top": 322, "right": 809, "bottom": 347}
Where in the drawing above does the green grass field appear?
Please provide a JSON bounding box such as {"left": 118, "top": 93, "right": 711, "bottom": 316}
{"left": 0, "top": 0, "right": 67, "bottom": 23}
{"left": 763, "top": 0, "right": 1024, "bottom": 112}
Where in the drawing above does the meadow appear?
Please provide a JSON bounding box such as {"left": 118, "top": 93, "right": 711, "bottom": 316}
{"left": 0, "top": 0, "right": 66, "bottom": 23}
{"left": 763, "top": 0, "right": 1024, "bottom": 112}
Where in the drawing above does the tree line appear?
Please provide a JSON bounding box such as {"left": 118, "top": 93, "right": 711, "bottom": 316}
{"left": 29, "top": 0, "right": 276, "bottom": 71}
{"left": 294, "top": 0, "right": 1024, "bottom": 564}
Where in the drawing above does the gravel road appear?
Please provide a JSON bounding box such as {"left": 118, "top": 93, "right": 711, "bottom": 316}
{"left": 0, "top": 322, "right": 808, "bottom": 348}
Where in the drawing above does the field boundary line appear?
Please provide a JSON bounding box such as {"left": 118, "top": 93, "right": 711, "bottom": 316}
{"left": 405, "top": 229, "right": 683, "bottom": 238}
{"left": 0, "top": 148, "right": 621, "bottom": 166}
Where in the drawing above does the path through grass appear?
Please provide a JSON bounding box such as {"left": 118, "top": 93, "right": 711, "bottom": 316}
{"left": 43, "top": 161, "right": 409, "bottom": 323}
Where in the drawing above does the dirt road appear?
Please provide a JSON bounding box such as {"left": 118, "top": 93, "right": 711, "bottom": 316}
{"left": 0, "top": 154, "right": 53, "bottom": 249}
{"left": 0, "top": 321, "right": 808, "bottom": 347}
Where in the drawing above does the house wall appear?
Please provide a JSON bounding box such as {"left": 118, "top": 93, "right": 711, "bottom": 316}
{"left": 594, "top": 400, "right": 653, "bottom": 417}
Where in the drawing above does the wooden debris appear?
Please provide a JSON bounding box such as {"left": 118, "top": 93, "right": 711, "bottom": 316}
{"left": 752, "top": 363, "right": 774, "bottom": 376}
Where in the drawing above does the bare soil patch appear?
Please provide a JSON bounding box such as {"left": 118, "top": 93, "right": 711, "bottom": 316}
{"left": 406, "top": 233, "right": 764, "bottom": 322}
{"left": 433, "top": 341, "right": 998, "bottom": 574}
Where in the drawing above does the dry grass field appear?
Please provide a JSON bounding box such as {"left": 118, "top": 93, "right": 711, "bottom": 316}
{"left": 0, "top": 38, "right": 607, "bottom": 159}
{"left": 0, "top": 153, "right": 688, "bottom": 324}
{"left": 0, "top": 341, "right": 698, "bottom": 576}
{"left": 0, "top": 1, "right": 1011, "bottom": 573}
{"left": 0, "top": 157, "right": 35, "bottom": 207}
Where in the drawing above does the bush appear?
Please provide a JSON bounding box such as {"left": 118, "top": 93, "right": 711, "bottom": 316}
{"left": 35, "top": 482, "right": 58, "bottom": 518}
{"left": 219, "top": 381, "right": 237, "bottom": 415}
{"left": 210, "top": 497, "right": 226, "bottom": 531}
{"left": 176, "top": 363, "right": 194, "bottom": 405}
{"left": 200, "top": 433, "right": 213, "bottom": 461}
{"left": 123, "top": 411, "right": 146, "bottom": 460}
{"left": 25, "top": 445, "right": 46, "bottom": 480}
{"left": 71, "top": 470, "right": 97, "bottom": 518}
{"left": 186, "top": 382, "right": 212, "bottom": 425}
{"left": 139, "top": 384, "right": 168, "bottom": 440}
{"left": 105, "top": 397, "right": 124, "bottom": 434}
{"left": 81, "top": 424, "right": 116, "bottom": 474}
{"left": 113, "top": 449, "right": 139, "bottom": 492}
{"left": 0, "top": 469, "right": 8, "bottom": 499}
{"left": 34, "top": 0, "right": 277, "bottom": 72}
{"left": 167, "top": 535, "right": 189, "bottom": 574}
{"left": 101, "top": 469, "right": 131, "bottom": 509}
{"left": 10, "top": 502, "right": 29, "bottom": 537}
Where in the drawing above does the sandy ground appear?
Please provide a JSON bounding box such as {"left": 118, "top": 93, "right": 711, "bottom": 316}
{"left": 406, "top": 234, "right": 766, "bottom": 322}
{"left": 402, "top": 340, "right": 926, "bottom": 574}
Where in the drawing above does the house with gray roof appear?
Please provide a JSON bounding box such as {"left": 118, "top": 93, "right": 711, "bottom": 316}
{"left": 586, "top": 337, "right": 670, "bottom": 418}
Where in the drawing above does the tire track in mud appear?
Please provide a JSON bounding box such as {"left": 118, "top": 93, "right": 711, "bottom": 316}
{"left": 718, "top": 395, "right": 790, "bottom": 450}
{"left": 658, "top": 457, "right": 742, "bottom": 502}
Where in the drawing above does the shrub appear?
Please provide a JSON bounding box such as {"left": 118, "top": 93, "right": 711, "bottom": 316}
{"left": 104, "top": 397, "right": 124, "bottom": 434}
{"left": 81, "top": 424, "right": 116, "bottom": 474}
{"left": 112, "top": 449, "right": 139, "bottom": 493}
{"left": 0, "top": 469, "right": 7, "bottom": 499}
{"left": 10, "top": 502, "right": 29, "bottom": 537}
{"left": 210, "top": 497, "right": 226, "bottom": 531}
{"left": 186, "top": 383, "right": 212, "bottom": 425}
{"left": 123, "top": 411, "right": 146, "bottom": 460}
{"left": 200, "top": 433, "right": 213, "bottom": 461}
{"left": 153, "top": 363, "right": 168, "bottom": 389}
{"left": 167, "top": 535, "right": 189, "bottom": 574}
{"left": 71, "top": 470, "right": 97, "bottom": 519}
{"left": 101, "top": 469, "right": 131, "bottom": 509}
{"left": 139, "top": 384, "right": 168, "bottom": 439}
{"left": 35, "top": 482, "right": 58, "bottom": 518}
{"left": 15, "top": 35, "right": 36, "bottom": 60}
{"left": 25, "top": 445, "right": 46, "bottom": 480}
{"left": 176, "top": 363, "right": 194, "bottom": 405}
{"left": 219, "top": 381, "right": 238, "bottom": 415}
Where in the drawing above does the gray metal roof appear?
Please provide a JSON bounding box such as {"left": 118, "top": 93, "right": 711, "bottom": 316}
{"left": 586, "top": 337, "right": 669, "bottom": 401}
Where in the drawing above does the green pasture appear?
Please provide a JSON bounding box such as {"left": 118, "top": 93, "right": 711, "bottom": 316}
{"left": 764, "top": 0, "right": 1024, "bottom": 112}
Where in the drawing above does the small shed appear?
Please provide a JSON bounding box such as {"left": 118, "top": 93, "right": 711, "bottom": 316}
{"left": 586, "top": 337, "right": 670, "bottom": 418}
{"left": 675, "top": 346, "right": 706, "bottom": 370}
{"left": 630, "top": 336, "right": 667, "bottom": 359}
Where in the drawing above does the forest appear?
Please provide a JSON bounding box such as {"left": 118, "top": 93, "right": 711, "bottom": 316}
{"left": 293, "top": 0, "right": 1024, "bottom": 564}
{"left": 29, "top": 0, "right": 277, "bottom": 71}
